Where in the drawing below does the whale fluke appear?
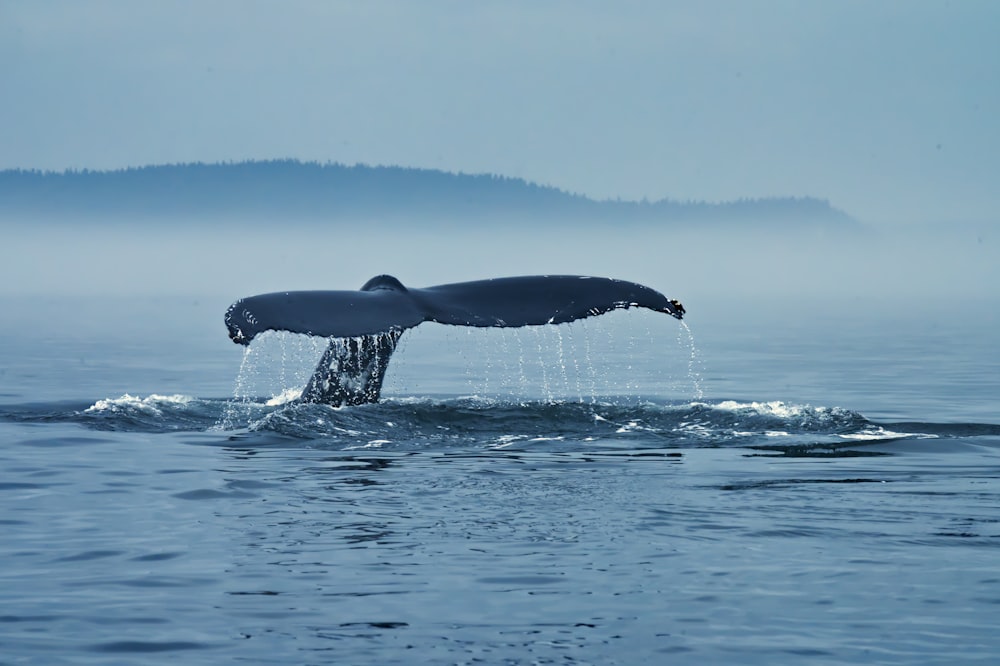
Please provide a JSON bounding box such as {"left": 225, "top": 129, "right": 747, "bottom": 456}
{"left": 225, "top": 275, "right": 685, "bottom": 405}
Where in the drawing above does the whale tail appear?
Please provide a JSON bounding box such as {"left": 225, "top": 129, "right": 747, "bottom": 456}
{"left": 226, "top": 274, "right": 684, "bottom": 406}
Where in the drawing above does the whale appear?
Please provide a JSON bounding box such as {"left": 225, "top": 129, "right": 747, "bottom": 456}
{"left": 225, "top": 275, "right": 685, "bottom": 406}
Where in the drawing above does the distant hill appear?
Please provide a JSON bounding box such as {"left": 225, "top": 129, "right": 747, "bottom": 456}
{"left": 0, "top": 160, "right": 856, "bottom": 229}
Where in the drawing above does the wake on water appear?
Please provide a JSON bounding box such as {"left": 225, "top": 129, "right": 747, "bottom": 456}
{"left": 3, "top": 323, "right": 996, "bottom": 453}
{"left": 3, "top": 391, "right": 981, "bottom": 458}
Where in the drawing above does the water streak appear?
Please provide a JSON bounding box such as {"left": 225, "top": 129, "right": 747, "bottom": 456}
{"left": 680, "top": 321, "right": 705, "bottom": 400}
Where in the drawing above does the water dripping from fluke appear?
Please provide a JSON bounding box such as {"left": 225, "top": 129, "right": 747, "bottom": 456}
{"left": 679, "top": 321, "right": 705, "bottom": 400}
{"left": 220, "top": 311, "right": 697, "bottom": 423}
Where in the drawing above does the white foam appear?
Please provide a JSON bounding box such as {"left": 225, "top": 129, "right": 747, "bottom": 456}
{"left": 265, "top": 387, "right": 303, "bottom": 406}
{"left": 491, "top": 434, "right": 527, "bottom": 449}
{"left": 711, "top": 400, "right": 817, "bottom": 418}
{"left": 85, "top": 393, "right": 193, "bottom": 413}
{"left": 838, "top": 427, "right": 932, "bottom": 441}
{"left": 678, "top": 421, "right": 715, "bottom": 438}
{"left": 614, "top": 420, "right": 640, "bottom": 434}
{"left": 343, "top": 439, "right": 391, "bottom": 450}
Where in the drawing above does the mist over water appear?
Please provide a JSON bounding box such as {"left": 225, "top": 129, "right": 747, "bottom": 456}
{"left": 4, "top": 213, "right": 996, "bottom": 308}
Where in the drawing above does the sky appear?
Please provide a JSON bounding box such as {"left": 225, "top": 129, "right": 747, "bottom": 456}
{"left": 1, "top": 0, "right": 998, "bottom": 225}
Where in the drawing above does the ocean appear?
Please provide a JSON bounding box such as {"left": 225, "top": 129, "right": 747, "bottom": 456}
{"left": 1, "top": 291, "right": 998, "bottom": 664}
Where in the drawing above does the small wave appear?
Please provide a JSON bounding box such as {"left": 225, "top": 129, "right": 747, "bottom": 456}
{"left": 84, "top": 394, "right": 194, "bottom": 414}
{"left": 0, "top": 394, "right": 217, "bottom": 431}
{"left": 4, "top": 394, "right": 995, "bottom": 454}
{"left": 77, "top": 393, "right": 223, "bottom": 432}
{"left": 671, "top": 400, "right": 869, "bottom": 441}
{"left": 227, "top": 397, "right": 878, "bottom": 451}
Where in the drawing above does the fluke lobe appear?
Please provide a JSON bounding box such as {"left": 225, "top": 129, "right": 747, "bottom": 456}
{"left": 225, "top": 275, "right": 685, "bottom": 406}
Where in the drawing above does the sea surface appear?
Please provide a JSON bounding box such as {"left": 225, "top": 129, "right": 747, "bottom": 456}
{"left": 1, "top": 293, "right": 998, "bottom": 665}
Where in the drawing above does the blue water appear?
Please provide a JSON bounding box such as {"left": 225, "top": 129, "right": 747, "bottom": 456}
{"left": 2, "top": 294, "right": 999, "bottom": 664}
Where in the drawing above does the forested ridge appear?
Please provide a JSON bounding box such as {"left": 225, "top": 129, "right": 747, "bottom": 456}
{"left": 0, "top": 160, "right": 854, "bottom": 227}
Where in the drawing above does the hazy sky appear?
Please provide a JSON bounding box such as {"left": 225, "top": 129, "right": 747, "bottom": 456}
{"left": 2, "top": 1, "right": 998, "bottom": 224}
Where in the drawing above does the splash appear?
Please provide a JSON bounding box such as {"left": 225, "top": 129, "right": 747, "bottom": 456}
{"left": 265, "top": 387, "right": 303, "bottom": 406}
{"left": 220, "top": 331, "right": 329, "bottom": 428}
